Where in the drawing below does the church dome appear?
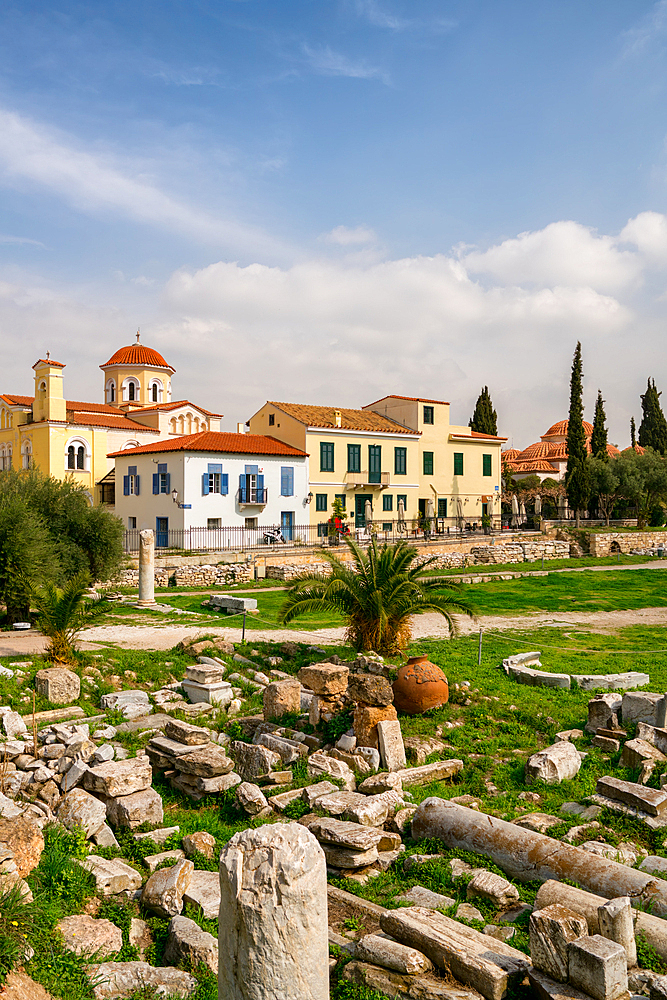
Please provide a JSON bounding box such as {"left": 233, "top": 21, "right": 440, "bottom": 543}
{"left": 542, "top": 419, "right": 593, "bottom": 439}
{"left": 518, "top": 441, "right": 554, "bottom": 460}
{"left": 101, "top": 339, "right": 175, "bottom": 372}
{"left": 501, "top": 448, "right": 521, "bottom": 461}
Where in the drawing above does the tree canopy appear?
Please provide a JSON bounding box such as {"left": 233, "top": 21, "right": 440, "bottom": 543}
{"left": 0, "top": 469, "right": 124, "bottom": 624}
{"left": 614, "top": 447, "right": 667, "bottom": 528}
{"left": 565, "top": 342, "right": 590, "bottom": 524}
{"left": 639, "top": 379, "right": 667, "bottom": 455}
{"left": 591, "top": 390, "right": 608, "bottom": 461}
{"left": 469, "top": 386, "right": 498, "bottom": 436}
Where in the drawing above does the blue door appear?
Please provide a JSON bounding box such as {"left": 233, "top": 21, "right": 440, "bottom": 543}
{"left": 280, "top": 511, "right": 294, "bottom": 541}
{"left": 156, "top": 517, "right": 169, "bottom": 547}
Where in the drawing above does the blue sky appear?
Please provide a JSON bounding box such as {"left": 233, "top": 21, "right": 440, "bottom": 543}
{"left": 2, "top": 1, "right": 667, "bottom": 447}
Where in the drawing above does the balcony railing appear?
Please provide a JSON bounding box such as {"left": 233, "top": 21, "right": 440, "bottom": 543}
{"left": 345, "top": 471, "right": 390, "bottom": 487}
{"left": 236, "top": 487, "right": 268, "bottom": 506}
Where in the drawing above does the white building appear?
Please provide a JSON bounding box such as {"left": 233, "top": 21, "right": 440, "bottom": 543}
{"left": 109, "top": 431, "right": 309, "bottom": 545}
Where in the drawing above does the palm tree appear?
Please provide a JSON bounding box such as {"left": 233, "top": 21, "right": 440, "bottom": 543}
{"left": 32, "top": 575, "right": 112, "bottom": 663}
{"left": 278, "top": 537, "right": 474, "bottom": 655}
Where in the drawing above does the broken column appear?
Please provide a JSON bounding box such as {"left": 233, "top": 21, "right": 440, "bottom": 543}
{"left": 598, "top": 897, "right": 637, "bottom": 968}
{"left": 411, "top": 799, "right": 667, "bottom": 916}
{"left": 137, "top": 529, "right": 156, "bottom": 606}
{"left": 529, "top": 904, "right": 588, "bottom": 981}
{"left": 218, "top": 823, "right": 329, "bottom": 1000}
{"left": 585, "top": 693, "right": 622, "bottom": 734}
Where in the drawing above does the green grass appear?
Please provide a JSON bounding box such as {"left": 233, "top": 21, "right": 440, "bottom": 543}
{"left": 159, "top": 589, "right": 343, "bottom": 630}
{"left": 424, "top": 552, "right": 665, "bottom": 576}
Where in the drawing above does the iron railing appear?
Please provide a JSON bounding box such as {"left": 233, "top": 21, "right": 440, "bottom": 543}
{"left": 236, "top": 487, "right": 268, "bottom": 505}
{"left": 122, "top": 517, "right": 505, "bottom": 553}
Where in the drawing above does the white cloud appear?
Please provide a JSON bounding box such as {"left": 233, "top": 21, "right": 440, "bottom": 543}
{"left": 320, "top": 225, "right": 377, "bottom": 245}
{"left": 2, "top": 212, "right": 666, "bottom": 451}
{"left": 621, "top": 0, "right": 667, "bottom": 58}
{"left": 0, "top": 108, "right": 288, "bottom": 259}
{"left": 302, "top": 45, "right": 390, "bottom": 83}
{"left": 0, "top": 234, "right": 45, "bottom": 247}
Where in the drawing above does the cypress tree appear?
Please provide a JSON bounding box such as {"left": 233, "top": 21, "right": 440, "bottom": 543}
{"left": 565, "top": 342, "right": 590, "bottom": 526}
{"left": 638, "top": 379, "right": 667, "bottom": 455}
{"left": 591, "top": 390, "right": 608, "bottom": 461}
{"left": 469, "top": 386, "right": 498, "bottom": 435}
{"left": 631, "top": 417, "right": 636, "bottom": 449}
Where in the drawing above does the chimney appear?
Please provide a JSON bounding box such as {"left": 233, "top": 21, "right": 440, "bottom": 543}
{"left": 237, "top": 422, "right": 245, "bottom": 434}
{"left": 334, "top": 409, "right": 342, "bottom": 428}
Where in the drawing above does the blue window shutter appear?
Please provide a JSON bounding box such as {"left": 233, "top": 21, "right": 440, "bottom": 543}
{"left": 135, "top": 475, "right": 140, "bottom": 496}
{"left": 208, "top": 463, "right": 222, "bottom": 474}
{"left": 239, "top": 474, "right": 246, "bottom": 503}
{"left": 245, "top": 464, "right": 258, "bottom": 475}
{"left": 221, "top": 473, "right": 228, "bottom": 495}
{"left": 280, "top": 467, "right": 287, "bottom": 496}
{"left": 257, "top": 474, "right": 264, "bottom": 499}
{"left": 288, "top": 467, "right": 294, "bottom": 496}
{"left": 202, "top": 473, "right": 209, "bottom": 496}
{"left": 157, "top": 463, "right": 167, "bottom": 474}
{"left": 128, "top": 466, "right": 137, "bottom": 476}
{"left": 123, "top": 476, "right": 130, "bottom": 496}
{"left": 152, "top": 473, "right": 159, "bottom": 495}
{"left": 165, "top": 473, "right": 171, "bottom": 493}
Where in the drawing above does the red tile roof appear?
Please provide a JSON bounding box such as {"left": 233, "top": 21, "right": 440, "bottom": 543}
{"left": 101, "top": 344, "right": 175, "bottom": 372}
{"left": 268, "top": 401, "right": 416, "bottom": 434}
{"left": 0, "top": 394, "right": 34, "bottom": 407}
{"left": 364, "top": 394, "right": 450, "bottom": 407}
{"left": 32, "top": 358, "right": 66, "bottom": 369}
{"left": 135, "top": 399, "right": 223, "bottom": 417}
{"left": 108, "top": 432, "right": 307, "bottom": 458}
{"left": 67, "top": 413, "right": 159, "bottom": 432}
{"left": 449, "top": 431, "right": 508, "bottom": 442}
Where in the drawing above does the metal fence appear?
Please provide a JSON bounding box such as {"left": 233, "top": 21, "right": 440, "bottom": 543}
{"left": 122, "top": 517, "right": 504, "bottom": 554}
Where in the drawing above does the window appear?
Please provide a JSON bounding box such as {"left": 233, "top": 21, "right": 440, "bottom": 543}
{"left": 315, "top": 493, "right": 327, "bottom": 511}
{"left": 128, "top": 517, "right": 137, "bottom": 529}
{"left": 268, "top": 413, "right": 275, "bottom": 426}
{"left": 438, "top": 498, "right": 447, "bottom": 518}
{"left": 66, "top": 441, "right": 87, "bottom": 471}
{"left": 454, "top": 453, "right": 464, "bottom": 476}
{"left": 245, "top": 517, "right": 258, "bottom": 529}
{"left": 202, "top": 464, "right": 228, "bottom": 496}
{"left": 320, "top": 442, "right": 334, "bottom": 472}
{"left": 207, "top": 518, "right": 221, "bottom": 529}
{"left": 397, "top": 494, "right": 407, "bottom": 512}
{"left": 153, "top": 463, "right": 170, "bottom": 495}
{"left": 394, "top": 447, "right": 407, "bottom": 475}
{"left": 123, "top": 466, "right": 140, "bottom": 496}
{"left": 382, "top": 522, "right": 393, "bottom": 531}
{"left": 347, "top": 444, "right": 361, "bottom": 473}
{"left": 238, "top": 469, "right": 264, "bottom": 503}
{"left": 368, "top": 445, "right": 382, "bottom": 483}
{"left": 383, "top": 494, "right": 393, "bottom": 511}
{"left": 483, "top": 454, "right": 492, "bottom": 477}
{"left": 423, "top": 405, "right": 434, "bottom": 425}
{"left": 334, "top": 494, "right": 346, "bottom": 510}
{"left": 423, "top": 451, "right": 434, "bottom": 475}
{"left": 106, "top": 380, "right": 116, "bottom": 403}
{"left": 152, "top": 384, "right": 158, "bottom": 402}
{"left": 280, "top": 467, "right": 294, "bottom": 496}
{"left": 128, "top": 382, "right": 135, "bottom": 401}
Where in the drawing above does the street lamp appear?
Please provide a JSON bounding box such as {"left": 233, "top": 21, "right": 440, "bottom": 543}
{"left": 306, "top": 492, "right": 313, "bottom": 504}
{"left": 171, "top": 488, "right": 179, "bottom": 505}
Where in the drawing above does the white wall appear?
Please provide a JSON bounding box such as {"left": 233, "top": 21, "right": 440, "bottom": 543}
{"left": 114, "top": 449, "right": 309, "bottom": 534}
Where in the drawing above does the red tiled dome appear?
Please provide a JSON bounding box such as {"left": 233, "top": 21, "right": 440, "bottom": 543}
{"left": 502, "top": 448, "right": 521, "bottom": 461}
{"left": 518, "top": 441, "right": 554, "bottom": 460}
{"left": 543, "top": 419, "right": 593, "bottom": 439}
{"left": 101, "top": 343, "right": 174, "bottom": 372}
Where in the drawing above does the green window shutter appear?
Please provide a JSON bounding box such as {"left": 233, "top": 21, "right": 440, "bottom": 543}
{"left": 315, "top": 493, "right": 328, "bottom": 511}
{"left": 397, "top": 494, "right": 407, "bottom": 511}
{"left": 423, "top": 451, "right": 434, "bottom": 475}
{"left": 368, "top": 445, "right": 382, "bottom": 483}
{"left": 438, "top": 498, "right": 447, "bottom": 517}
{"left": 320, "top": 442, "right": 334, "bottom": 472}
{"left": 347, "top": 444, "right": 361, "bottom": 473}
{"left": 394, "top": 447, "right": 406, "bottom": 475}
{"left": 454, "top": 453, "right": 464, "bottom": 476}
{"left": 423, "top": 405, "right": 434, "bottom": 424}
{"left": 383, "top": 494, "right": 393, "bottom": 511}
{"left": 483, "top": 454, "right": 492, "bottom": 476}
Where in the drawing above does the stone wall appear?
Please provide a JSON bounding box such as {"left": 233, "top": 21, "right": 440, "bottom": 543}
{"left": 589, "top": 531, "right": 667, "bottom": 558}
{"left": 118, "top": 563, "right": 253, "bottom": 589}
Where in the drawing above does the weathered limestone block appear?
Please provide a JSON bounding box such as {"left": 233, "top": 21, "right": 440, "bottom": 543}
{"left": 529, "top": 904, "right": 588, "bottom": 981}
{"left": 0, "top": 816, "right": 43, "bottom": 878}
{"left": 163, "top": 914, "right": 218, "bottom": 974}
{"left": 106, "top": 787, "right": 164, "bottom": 830}
{"left": 377, "top": 719, "right": 407, "bottom": 771}
{"left": 175, "top": 744, "right": 235, "bottom": 778}
{"left": 230, "top": 741, "right": 281, "bottom": 781}
{"left": 526, "top": 742, "right": 582, "bottom": 785}
{"left": 308, "top": 817, "right": 383, "bottom": 851}
{"left": 347, "top": 674, "right": 394, "bottom": 707}
{"left": 263, "top": 679, "right": 302, "bottom": 720}
{"left": 57, "top": 789, "right": 107, "bottom": 838}
{"left": 164, "top": 719, "right": 210, "bottom": 745}
{"left": 142, "top": 859, "right": 194, "bottom": 918}
{"left": 218, "top": 822, "right": 329, "bottom": 1000}
{"left": 321, "top": 843, "right": 379, "bottom": 868}
{"left": 567, "top": 935, "right": 628, "bottom": 1000}
{"left": 586, "top": 694, "right": 623, "bottom": 735}
{"left": 354, "top": 933, "right": 433, "bottom": 974}
{"left": 257, "top": 732, "right": 307, "bottom": 765}
{"left": 343, "top": 959, "right": 483, "bottom": 1000}
{"left": 82, "top": 856, "right": 143, "bottom": 896}
{"left": 598, "top": 897, "right": 637, "bottom": 968}
{"left": 183, "top": 869, "right": 219, "bottom": 920}
{"left": 87, "top": 961, "right": 196, "bottom": 999}
{"left": 128, "top": 917, "right": 153, "bottom": 958}
{"left": 358, "top": 772, "right": 403, "bottom": 795}
{"left": 353, "top": 703, "right": 398, "bottom": 749}
{"left": 83, "top": 757, "right": 152, "bottom": 798}
{"left": 57, "top": 914, "right": 122, "bottom": 958}
{"left": 392, "top": 759, "right": 464, "bottom": 787}
{"left": 620, "top": 739, "right": 667, "bottom": 770}
{"left": 528, "top": 968, "right": 593, "bottom": 1000}
{"left": 144, "top": 850, "right": 184, "bottom": 873}
{"left": 182, "top": 831, "right": 216, "bottom": 859}
{"left": 307, "top": 752, "right": 356, "bottom": 790}
{"left": 466, "top": 870, "right": 520, "bottom": 909}
{"left": 397, "top": 885, "right": 456, "bottom": 910}
{"left": 302, "top": 781, "right": 338, "bottom": 808}
{"left": 35, "top": 668, "right": 80, "bottom": 705}
{"left": 380, "top": 905, "right": 531, "bottom": 1000}
{"left": 622, "top": 692, "right": 663, "bottom": 727}
{"left": 298, "top": 662, "right": 348, "bottom": 695}
{"left": 595, "top": 776, "right": 667, "bottom": 816}
{"left": 236, "top": 782, "right": 269, "bottom": 816}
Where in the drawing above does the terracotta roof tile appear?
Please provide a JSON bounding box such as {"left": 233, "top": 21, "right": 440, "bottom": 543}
{"left": 108, "top": 432, "right": 307, "bottom": 459}
{"left": 32, "top": 358, "right": 65, "bottom": 369}
{"left": 363, "top": 394, "right": 450, "bottom": 407}
{"left": 268, "top": 401, "right": 416, "bottom": 434}
{"left": 68, "top": 413, "right": 160, "bottom": 431}
{"left": 0, "top": 394, "right": 34, "bottom": 407}
{"left": 136, "top": 399, "right": 223, "bottom": 417}
{"left": 101, "top": 343, "right": 175, "bottom": 372}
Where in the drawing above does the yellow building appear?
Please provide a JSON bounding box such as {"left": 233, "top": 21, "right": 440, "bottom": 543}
{"left": 248, "top": 395, "right": 506, "bottom": 529}
{"left": 247, "top": 401, "right": 420, "bottom": 527}
{"left": 0, "top": 336, "right": 221, "bottom": 506}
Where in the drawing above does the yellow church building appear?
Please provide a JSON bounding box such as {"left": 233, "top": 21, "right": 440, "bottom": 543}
{"left": 0, "top": 335, "right": 221, "bottom": 506}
